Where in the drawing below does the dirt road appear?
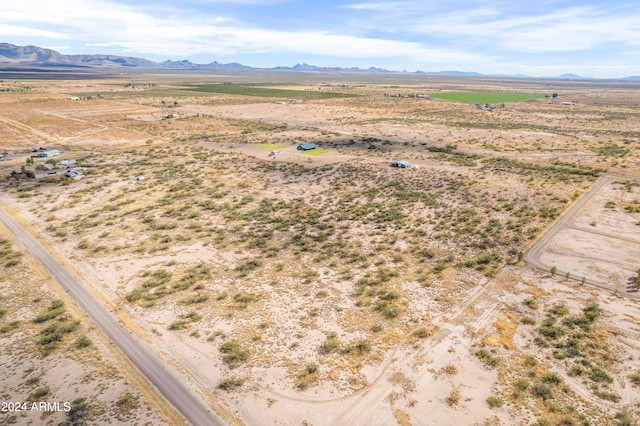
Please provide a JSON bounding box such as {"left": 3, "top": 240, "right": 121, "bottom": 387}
{"left": 525, "top": 174, "right": 638, "bottom": 295}
{"left": 0, "top": 206, "right": 225, "bottom": 426}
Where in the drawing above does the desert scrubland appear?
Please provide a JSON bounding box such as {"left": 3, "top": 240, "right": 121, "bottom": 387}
{"left": 1, "top": 72, "right": 640, "bottom": 425}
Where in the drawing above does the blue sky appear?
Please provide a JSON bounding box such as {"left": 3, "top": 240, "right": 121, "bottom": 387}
{"left": 2, "top": 0, "right": 639, "bottom": 77}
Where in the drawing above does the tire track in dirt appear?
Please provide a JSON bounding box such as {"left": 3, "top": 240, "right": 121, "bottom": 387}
{"left": 0, "top": 116, "right": 60, "bottom": 144}
{"left": 260, "top": 277, "right": 494, "bottom": 407}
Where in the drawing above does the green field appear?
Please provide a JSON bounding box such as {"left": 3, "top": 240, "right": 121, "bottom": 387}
{"left": 429, "top": 92, "right": 542, "bottom": 103}
{"left": 254, "top": 143, "right": 290, "bottom": 150}
{"left": 183, "top": 84, "right": 356, "bottom": 99}
{"left": 300, "top": 148, "right": 331, "bottom": 156}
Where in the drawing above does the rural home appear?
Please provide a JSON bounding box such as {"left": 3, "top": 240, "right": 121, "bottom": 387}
{"left": 297, "top": 143, "right": 318, "bottom": 151}
{"left": 37, "top": 149, "right": 61, "bottom": 158}
{"left": 57, "top": 159, "right": 77, "bottom": 168}
{"left": 391, "top": 160, "right": 411, "bottom": 168}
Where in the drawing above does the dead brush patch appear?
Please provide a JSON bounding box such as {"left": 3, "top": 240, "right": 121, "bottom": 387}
{"left": 481, "top": 312, "right": 518, "bottom": 350}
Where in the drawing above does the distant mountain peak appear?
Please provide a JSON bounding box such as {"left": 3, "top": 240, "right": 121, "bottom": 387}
{"left": 556, "top": 73, "right": 586, "bottom": 79}
{"left": 0, "top": 42, "right": 157, "bottom": 68}
{"left": 3, "top": 43, "right": 640, "bottom": 80}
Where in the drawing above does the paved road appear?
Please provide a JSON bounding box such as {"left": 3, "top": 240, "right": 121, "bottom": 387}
{"left": 525, "top": 174, "right": 638, "bottom": 295}
{"left": 0, "top": 206, "right": 225, "bottom": 426}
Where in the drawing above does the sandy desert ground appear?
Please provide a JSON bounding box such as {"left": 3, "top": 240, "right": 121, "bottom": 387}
{"left": 1, "top": 72, "right": 639, "bottom": 425}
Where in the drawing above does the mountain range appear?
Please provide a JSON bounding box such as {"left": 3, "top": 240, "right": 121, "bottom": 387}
{"left": 2, "top": 43, "right": 640, "bottom": 80}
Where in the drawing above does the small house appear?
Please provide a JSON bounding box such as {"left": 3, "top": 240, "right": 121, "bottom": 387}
{"left": 38, "top": 149, "right": 61, "bottom": 158}
{"left": 297, "top": 143, "right": 318, "bottom": 151}
{"left": 391, "top": 160, "right": 411, "bottom": 168}
{"left": 58, "top": 159, "right": 77, "bottom": 168}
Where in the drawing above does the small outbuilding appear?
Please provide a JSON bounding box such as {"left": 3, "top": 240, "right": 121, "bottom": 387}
{"left": 38, "top": 149, "right": 61, "bottom": 158}
{"left": 391, "top": 160, "right": 411, "bottom": 168}
{"left": 57, "top": 159, "right": 77, "bottom": 168}
{"left": 297, "top": 143, "right": 318, "bottom": 151}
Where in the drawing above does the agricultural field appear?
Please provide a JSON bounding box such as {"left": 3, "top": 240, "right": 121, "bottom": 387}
{"left": 1, "top": 72, "right": 639, "bottom": 425}
{"left": 183, "top": 83, "right": 356, "bottom": 99}
{"left": 428, "top": 92, "right": 542, "bottom": 103}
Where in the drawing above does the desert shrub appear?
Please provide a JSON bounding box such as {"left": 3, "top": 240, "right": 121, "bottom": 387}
{"left": 182, "top": 311, "right": 201, "bottom": 322}
{"left": 217, "top": 377, "right": 245, "bottom": 391}
{"left": 168, "top": 320, "right": 188, "bottom": 330}
{"left": 316, "top": 290, "right": 329, "bottom": 298}
{"left": 25, "top": 377, "right": 40, "bottom": 386}
{"left": 234, "top": 292, "right": 257, "bottom": 308}
{"left": 0, "top": 321, "right": 20, "bottom": 334}
{"left": 33, "top": 299, "right": 65, "bottom": 323}
{"left": 374, "top": 300, "right": 400, "bottom": 318}
{"left": 630, "top": 370, "right": 640, "bottom": 387}
{"left": 547, "top": 304, "right": 569, "bottom": 316}
{"left": 487, "top": 396, "right": 504, "bottom": 408}
{"left": 342, "top": 339, "right": 371, "bottom": 356}
{"left": 523, "top": 298, "right": 537, "bottom": 309}
{"left": 523, "top": 355, "right": 538, "bottom": 367}
{"left": 614, "top": 410, "right": 638, "bottom": 426}
{"left": 28, "top": 386, "right": 50, "bottom": 401}
{"left": 412, "top": 328, "right": 431, "bottom": 338}
{"left": 38, "top": 320, "right": 80, "bottom": 354}
{"left": 583, "top": 303, "right": 601, "bottom": 322}
{"left": 589, "top": 366, "right": 613, "bottom": 383}
{"left": 521, "top": 316, "right": 536, "bottom": 325}
{"left": 541, "top": 372, "right": 562, "bottom": 384}
{"left": 539, "top": 318, "right": 564, "bottom": 340}
{"left": 320, "top": 333, "right": 340, "bottom": 354}
{"left": 181, "top": 293, "right": 210, "bottom": 304}
{"left": 515, "top": 379, "right": 529, "bottom": 391}
{"left": 142, "top": 269, "right": 172, "bottom": 288}
{"left": 593, "top": 389, "right": 621, "bottom": 402}
{"left": 377, "top": 289, "right": 401, "bottom": 300}
{"left": 442, "top": 365, "right": 458, "bottom": 375}
{"left": 569, "top": 365, "right": 585, "bottom": 377}
{"left": 296, "top": 364, "right": 319, "bottom": 390}
{"left": 532, "top": 383, "right": 553, "bottom": 400}
{"left": 476, "top": 349, "right": 500, "bottom": 367}
{"left": 115, "top": 392, "right": 139, "bottom": 418}
{"left": 235, "top": 259, "right": 262, "bottom": 275}
{"left": 75, "top": 336, "right": 93, "bottom": 349}
{"left": 220, "top": 340, "right": 248, "bottom": 367}
{"left": 5, "top": 259, "right": 20, "bottom": 267}
{"left": 562, "top": 316, "right": 592, "bottom": 331}
{"left": 60, "top": 398, "right": 90, "bottom": 426}
{"left": 446, "top": 390, "right": 461, "bottom": 406}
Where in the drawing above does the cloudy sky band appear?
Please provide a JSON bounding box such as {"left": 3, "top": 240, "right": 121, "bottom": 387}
{"left": 1, "top": 0, "right": 639, "bottom": 77}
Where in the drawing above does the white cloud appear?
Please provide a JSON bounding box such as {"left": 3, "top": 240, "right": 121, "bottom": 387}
{"left": 342, "top": 2, "right": 405, "bottom": 11}
{"left": 45, "top": 45, "right": 72, "bottom": 51}
{"left": 0, "top": 24, "right": 69, "bottom": 39}
{"left": 344, "top": 3, "right": 640, "bottom": 53}
{"left": 1, "top": 0, "right": 487, "bottom": 66}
